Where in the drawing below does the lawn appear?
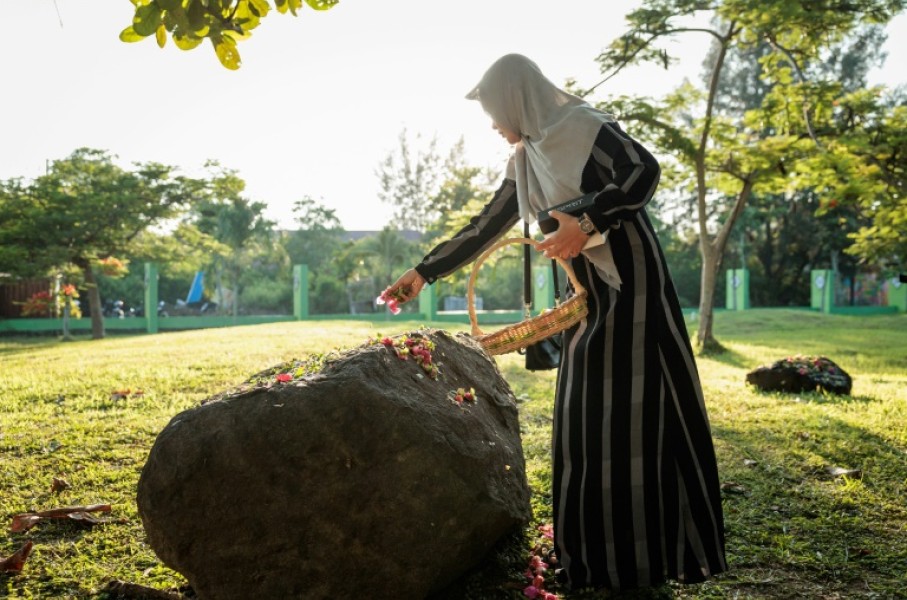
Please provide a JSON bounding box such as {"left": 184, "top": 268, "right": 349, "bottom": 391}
{"left": 1, "top": 310, "right": 905, "bottom": 599}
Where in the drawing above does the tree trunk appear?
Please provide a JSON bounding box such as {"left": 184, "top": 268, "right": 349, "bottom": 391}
{"left": 231, "top": 265, "right": 240, "bottom": 320}
{"left": 696, "top": 243, "right": 720, "bottom": 350}
{"left": 695, "top": 179, "right": 755, "bottom": 350}
{"left": 80, "top": 261, "right": 105, "bottom": 340}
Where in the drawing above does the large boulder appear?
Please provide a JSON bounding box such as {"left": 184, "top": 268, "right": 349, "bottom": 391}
{"left": 746, "top": 355, "right": 853, "bottom": 395}
{"left": 137, "top": 329, "right": 531, "bottom": 600}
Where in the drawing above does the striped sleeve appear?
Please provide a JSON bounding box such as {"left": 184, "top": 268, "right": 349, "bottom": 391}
{"left": 584, "top": 122, "right": 661, "bottom": 232}
{"left": 414, "top": 179, "right": 520, "bottom": 284}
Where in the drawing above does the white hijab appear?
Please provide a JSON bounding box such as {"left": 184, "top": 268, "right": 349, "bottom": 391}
{"left": 467, "top": 54, "right": 623, "bottom": 290}
{"left": 466, "top": 53, "right": 617, "bottom": 222}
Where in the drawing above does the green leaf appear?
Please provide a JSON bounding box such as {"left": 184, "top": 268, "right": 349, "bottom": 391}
{"left": 187, "top": 0, "right": 207, "bottom": 32}
{"left": 249, "top": 0, "right": 270, "bottom": 17}
{"left": 155, "top": 0, "right": 182, "bottom": 10}
{"left": 133, "top": 4, "right": 163, "bottom": 37}
{"left": 173, "top": 33, "right": 204, "bottom": 51}
{"left": 155, "top": 24, "right": 167, "bottom": 48}
{"left": 119, "top": 26, "right": 146, "bottom": 43}
{"left": 213, "top": 37, "right": 241, "bottom": 70}
{"left": 305, "top": 0, "right": 339, "bottom": 10}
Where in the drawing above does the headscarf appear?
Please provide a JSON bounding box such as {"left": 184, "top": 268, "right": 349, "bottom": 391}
{"left": 466, "top": 53, "right": 617, "bottom": 223}
{"left": 466, "top": 54, "right": 623, "bottom": 290}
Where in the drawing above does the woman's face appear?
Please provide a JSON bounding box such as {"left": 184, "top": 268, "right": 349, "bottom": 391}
{"left": 492, "top": 121, "right": 521, "bottom": 145}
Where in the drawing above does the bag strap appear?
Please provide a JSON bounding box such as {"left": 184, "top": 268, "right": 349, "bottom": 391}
{"left": 523, "top": 221, "right": 560, "bottom": 318}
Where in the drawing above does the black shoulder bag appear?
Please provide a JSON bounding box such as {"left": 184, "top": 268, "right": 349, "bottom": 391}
{"left": 520, "top": 221, "right": 563, "bottom": 371}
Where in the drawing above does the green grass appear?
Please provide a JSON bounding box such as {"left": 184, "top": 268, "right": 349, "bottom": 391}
{"left": 1, "top": 310, "right": 906, "bottom": 599}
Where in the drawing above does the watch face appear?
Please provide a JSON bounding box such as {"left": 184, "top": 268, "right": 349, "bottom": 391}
{"left": 579, "top": 216, "right": 594, "bottom": 233}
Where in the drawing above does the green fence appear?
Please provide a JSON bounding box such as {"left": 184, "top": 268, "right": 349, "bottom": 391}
{"left": 723, "top": 268, "right": 903, "bottom": 316}
{"left": 3, "top": 264, "right": 903, "bottom": 336}
{"left": 0, "top": 262, "right": 531, "bottom": 335}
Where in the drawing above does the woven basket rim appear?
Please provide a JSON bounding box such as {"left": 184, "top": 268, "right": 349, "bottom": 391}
{"left": 467, "top": 237, "right": 589, "bottom": 356}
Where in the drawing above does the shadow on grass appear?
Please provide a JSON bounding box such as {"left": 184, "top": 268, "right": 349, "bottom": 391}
{"left": 713, "top": 412, "right": 907, "bottom": 597}
{"left": 746, "top": 389, "right": 881, "bottom": 405}
{"left": 696, "top": 345, "right": 752, "bottom": 369}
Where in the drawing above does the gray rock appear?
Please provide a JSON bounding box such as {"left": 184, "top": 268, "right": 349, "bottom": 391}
{"left": 137, "top": 329, "right": 531, "bottom": 599}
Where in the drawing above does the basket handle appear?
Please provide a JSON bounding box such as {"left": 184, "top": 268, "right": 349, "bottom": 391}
{"left": 467, "top": 237, "right": 587, "bottom": 337}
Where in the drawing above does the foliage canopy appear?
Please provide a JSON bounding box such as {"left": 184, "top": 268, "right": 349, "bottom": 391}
{"left": 120, "top": 0, "right": 338, "bottom": 70}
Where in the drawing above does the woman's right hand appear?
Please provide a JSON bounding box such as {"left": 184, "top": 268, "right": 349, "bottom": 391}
{"left": 385, "top": 268, "right": 426, "bottom": 304}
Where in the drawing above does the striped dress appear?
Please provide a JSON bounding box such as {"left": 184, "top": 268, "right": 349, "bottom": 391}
{"left": 414, "top": 122, "right": 727, "bottom": 592}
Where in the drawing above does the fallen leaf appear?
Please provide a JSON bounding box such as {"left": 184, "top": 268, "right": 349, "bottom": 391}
{"left": 32, "top": 503, "right": 111, "bottom": 518}
{"left": 10, "top": 514, "right": 41, "bottom": 533}
{"left": 51, "top": 477, "right": 70, "bottom": 494}
{"left": 721, "top": 481, "right": 748, "bottom": 495}
{"left": 10, "top": 504, "right": 114, "bottom": 532}
{"left": 67, "top": 512, "right": 128, "bottom": 527}
{"left": 0, "top": 541, "right": 33, "bottom": 574}
{"left": 825, "top": 465, "right": 862, "bottom": 479}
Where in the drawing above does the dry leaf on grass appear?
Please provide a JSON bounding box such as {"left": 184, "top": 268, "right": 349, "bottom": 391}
{"left": 720, "top": 481, "right": 748, "bottom": 495}
{"left": 10, "top": 504, "right": 119, "bottom": 533}
{"left": 0, "top": 541, "right": 34, "bottom": 574}
{"left": 50, "top": 477, "right": 70, "bottom": 494}
{"left": 825, "top": 465, "right": 863, "bottom": 479}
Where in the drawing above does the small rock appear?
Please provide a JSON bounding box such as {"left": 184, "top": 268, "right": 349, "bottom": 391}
{"left": 746, "top": 355, "right": 852, "bottom": 395}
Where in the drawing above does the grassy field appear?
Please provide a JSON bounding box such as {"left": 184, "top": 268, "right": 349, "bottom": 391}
{"left": 1, "top": 310, "right": 905, "bottom": 599}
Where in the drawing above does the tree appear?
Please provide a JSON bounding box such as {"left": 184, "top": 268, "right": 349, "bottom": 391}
{"left": 120, "top": 0, "right": 337, "bottom": 70}
{"left": 283, "top": 196, "right": 345, "bottom": 275}
{"left": 376, "top": 131, "right": 478, "bottom": 234}
{"left": 0, "top": 148, "right": 196, "bottom": 339}
{"left": 128, "top": 222, "right": 229, "bottom": 305}
{"left": 829, "top": 90, "right": 907, "bottom": 269}
{"left": 711, "top": 25, "right": 884, "bottom": 306}
{"left": 283, "top": 196, "right": 348, "bottom": 313}
{"left": 189, "top": 162, "right": 275, "bottom": 317}
{"left": 353, "top": 227, "right": 421, "bottom": 291}
{"left": 590, "top": 0, "right": 904, "bottom": 350}
{"left": 733, "top": 192, "right": 866, "bottom": 306}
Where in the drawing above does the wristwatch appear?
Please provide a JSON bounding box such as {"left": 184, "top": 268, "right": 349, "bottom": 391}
{"left": 577, "top": 213, "right": 597, "bottom": 235}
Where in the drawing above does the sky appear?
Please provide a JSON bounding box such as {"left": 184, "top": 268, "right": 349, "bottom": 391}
{"left": 2, "top": 1, "right": 905, "bottom": 231}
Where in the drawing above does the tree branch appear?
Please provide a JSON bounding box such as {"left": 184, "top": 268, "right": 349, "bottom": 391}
{"left": 765, "top": 34, "right": 823, "bottom": 148}
{"left": 584, "top": 27, "right": 725, "bottom": 98}
{"left": 713, "top": 177, "right": 755, "bottom": 255}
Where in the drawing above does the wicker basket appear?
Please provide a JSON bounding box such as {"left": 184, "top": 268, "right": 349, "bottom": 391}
{"left": 468, "top": 237, "right": 588, "bottom": 356}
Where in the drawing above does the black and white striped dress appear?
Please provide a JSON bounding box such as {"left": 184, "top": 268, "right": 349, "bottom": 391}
{"left": 415, "top": 122, "right": 727, "bottom": 592}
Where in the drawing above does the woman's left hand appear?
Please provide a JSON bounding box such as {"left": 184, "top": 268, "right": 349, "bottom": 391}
{"left": 536, "top": 210, "right": 587, "bottom": 260}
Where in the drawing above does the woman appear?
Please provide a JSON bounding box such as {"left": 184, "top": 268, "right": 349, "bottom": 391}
{"left": 386, "top": 53, "right": 726, "bottom": 593}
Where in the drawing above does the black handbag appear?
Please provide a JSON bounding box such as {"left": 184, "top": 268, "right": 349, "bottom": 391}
{"left": 520, "top": 222, "right": 563, "bottom": 371}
